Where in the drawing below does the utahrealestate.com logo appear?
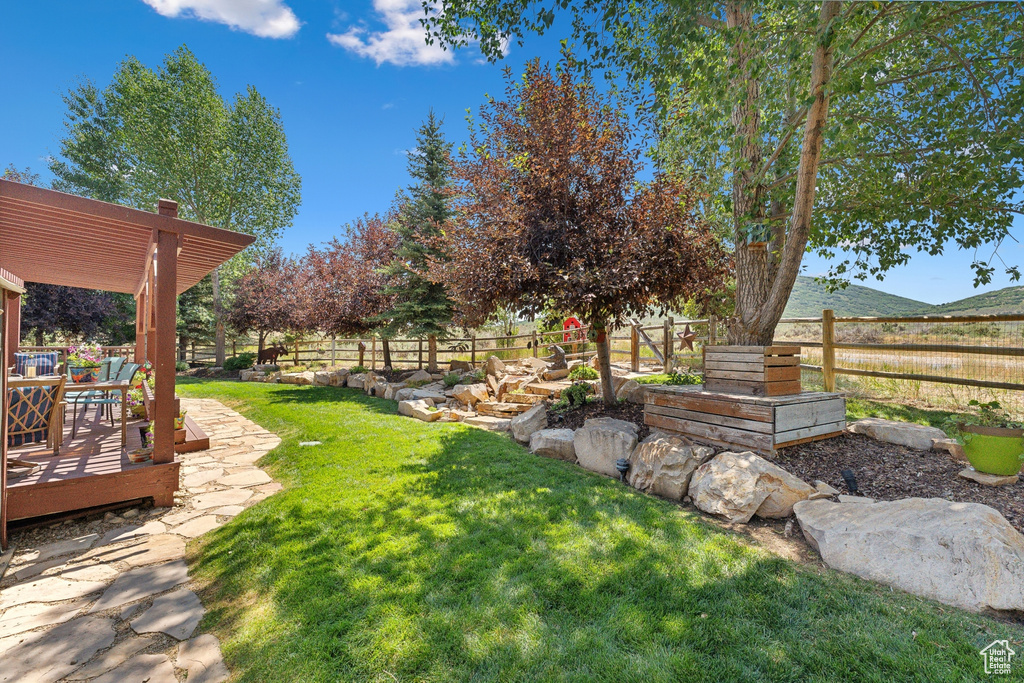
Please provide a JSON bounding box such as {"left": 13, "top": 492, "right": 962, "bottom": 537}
{"left": 981, "top": 640, "right": 1016, "bottom": 676}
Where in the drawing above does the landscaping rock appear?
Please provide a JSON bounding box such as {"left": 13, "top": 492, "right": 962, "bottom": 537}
{"left": 847, "top": 418, "right": 947, "bottom": 451}
{"left": 794, "top": 497, "right": 1024, "bottom": 612}
{"left": 280, "top": 371, "right": 314, "bottom": 385}
{"left": 313, "top": 371, "right": 332, "bottom": 386}
{"left": 628, "top": 433, "right": 713, "bottom": 500}
{"left": 383, "top": 383, "right": 406, "bottom": 400}
{"left": 520, "top": 357, "right": 548, "bottom": 373}
{"left": 541, "top": 368, "right": 570, "bottom": 381}
{"left": 690, "top": 451, "right": 817, "bottom": 523}
{"left": 958, "top": 468, "right": 1019, "bottom": 487}
{"left": 463, "top": 415, "right": 511, "bottom": 431}
{"left": 485, "top": 355, "right": 506, "bottom": 376}
{"left": 346, "top": 373, "right": 366, "bottom": 390}
{"left": 452, "top": 382, "right": 489, "bottom": 407}
{"left": 394, "top": 387, "right": 416, "bottom": 402}
{"left": 615, "top": 379, "right": 641, "bottom": 402}
{"left": 449, "top": 360, "right": 473, "bottom": 373}
{"left": 529, "top": 429, "right": 576, "bottom": 461}
{"left": 573, "top": 418, "right": 639, "bottom": 478}
{"left": 406, "top": 369, "right": 433, "bottom": 383}
{"left": 398, "top": 399, "right": 438, "bottom": 421}
{"left": 510, "top": 403, "right": 548, "bottom": 443}
{"left": 411, "top": 388, "right": 447, "bottom": 403}
{"left": 178, "top": 634, "right": 230, "bottom": 683}
{"left": 838, "top": 495, "right": 875, "bottom": 504}
{"left": 130, "top": 587, "right": 204, "bottom": 640}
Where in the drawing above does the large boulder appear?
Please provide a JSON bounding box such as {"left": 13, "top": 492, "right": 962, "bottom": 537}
{"left": 347, "top": 373, "right": 366, "bottom": 390}
{"left": 485, "top": 355, "right": 506, "bottom": 377}
{"left": 615, "top": 379, "right": 641, "bottom": 402}
{"left": 453, "top": 383, "right": 489, "bottom": 407}
{"left": 847, "top": 418, "right": 947, "bottom": 451}
{"left": 510, "top": 404, "right": 548, "bottom": 443}
{"left": 628, "top": 433, "right": 714, "bottom": 500}
{"left": 329, "top": 369, "right": 350, "bottom": 386}
{"left": 449, "top": 359, "right": 473, "bottom": 373}
{"left": 541, "top": 368, "right": 570, "bottom": 381}
{"left": 573, "top": 418, "right": 639, "bottom": 478}
{"left": 394, "top": 387, "right": 416, "bottom": 402}
{"left": 398, "top": 399, "right": 442, "bottom": 422}
{"left": 405, "top": 369, "right": 433, "bottom": 383}
{"left": 520, "top": 357, "right": 549, "bottom": 373}
{"left": 313, "top": 371, "right": 332, "bottom": 386}
{"left": 690, "top": 451, "right": 817, "bottom": 523}
{"left": 411, "top": 388, "right": 447, "bottom": 403}
{"left": 530, "top": 429, "right": 576, "bottom": 461}
{"left": 281, "top": 371, "right": 314, "bottom": 385}
{"left": 794, "top": 497, "right": 1024, "bottom": 612}
{"left": 464, "top": 415, "right": 511, "bottom": 431}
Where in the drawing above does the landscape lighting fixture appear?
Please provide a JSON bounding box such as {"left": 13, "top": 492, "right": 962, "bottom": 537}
{"left": 841, "top": 469, "right": 858, "bottom": 493}
{"left": 615, "top": 458, "right": 630, "bottom": 482}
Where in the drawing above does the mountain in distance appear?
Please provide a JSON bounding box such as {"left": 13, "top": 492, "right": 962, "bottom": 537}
{"left": 782, "top": 276, "right": 1024, "bottom": 318}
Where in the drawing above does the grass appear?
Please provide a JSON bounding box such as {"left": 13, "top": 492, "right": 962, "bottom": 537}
{"left": 176, "top": 379, "right": 1022, "bottom": 682}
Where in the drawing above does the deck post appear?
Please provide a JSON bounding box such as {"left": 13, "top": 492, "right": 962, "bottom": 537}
{"left": 153, "top": 213, "right": 179, "bottom": 466}
{"left": 3, "top": 289, "right": 20, "bottom": 369}
{"left": 146, "top": 267, "right": 157, "bottom": 365}
{"left": 134, "top": 292, "right": 146, "bottom": 363}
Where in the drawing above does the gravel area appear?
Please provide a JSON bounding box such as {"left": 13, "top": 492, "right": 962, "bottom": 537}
{"left": 769, "top": 432, "right": 1024, "bottom": 533}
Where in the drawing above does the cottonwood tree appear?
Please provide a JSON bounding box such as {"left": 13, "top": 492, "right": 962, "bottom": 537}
{"left": 301, "top": 212, "right": 401, "bottom": 367}
{"left": 426, "top": 1, "right": 1024, "bottom": 344}
{"left": 227, "top": 249, "right": 301, "bottom": 355}
{"left": 377, "top": 113, "right": 455, "bottom": 372}
{"left": 51, "top": 45, "right": 301, "bottom": 363}
{"left": 433, "top": 60, "right": 730, "bottom": 405}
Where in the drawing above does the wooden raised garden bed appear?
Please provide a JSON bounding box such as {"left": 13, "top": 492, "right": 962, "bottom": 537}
{"left": 704, "top": 345, "right": 802, "bottom": 397}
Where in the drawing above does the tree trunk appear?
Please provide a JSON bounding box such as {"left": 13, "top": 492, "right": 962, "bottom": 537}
{"left": 729, "top": 0, "right": 842, "bottom": 345}
{"left": 382, "top": 338, "right": 393, "bottom": 369}
{"left": 593, "top": 322, "right": 615, "bottom": 406}
{"left": 258, "top": 331, "right": 267, "bottom": 355}
{"left": 211, "top": 267, "right": 226, "bottom": 366}
{"left": 178, "top": 335, "right": 186, "bottom": 362}
{"left": 427, "top": 335, "right": 438, "bottom": 373}
{"left": 34, "top": 330, "right": 43, "bottom": 346}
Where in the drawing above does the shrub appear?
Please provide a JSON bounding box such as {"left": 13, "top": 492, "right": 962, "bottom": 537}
{"left": 350, "top": 365, "right": 368, "bottom": 374}
{"left": 456, "top": 369, "right": 485, "bottom": 384}
{"left": 224, "top": 353, "right": 256, "bottom": 371}
{"left": 443, "top": 373, "right": 461, "bottom": 387}
{"left": 666, "top": 370, "right": 702, "bottom": 386}
{"left": 551, "top": 381, "right": 594, "bottom": 412}
{"left": 568, "top": 365, "right": 598, "bottom": 380}
{"left": 175, "top": 361, "right": 189, "bottom": 372}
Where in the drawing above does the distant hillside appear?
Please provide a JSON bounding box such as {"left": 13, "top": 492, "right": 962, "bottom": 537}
{"left": 914, "top": 286, "right": 1024, "bottom": 316}
{"left": 783, "top": 276, "right": 929, "bottom": 318}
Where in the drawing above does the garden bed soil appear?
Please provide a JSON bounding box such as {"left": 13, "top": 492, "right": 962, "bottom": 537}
{"left": 769, "top": 432, "right": 1024, "bottom": 534}
{"left": 548, "top": 399, "right": 650, "bottom": 441}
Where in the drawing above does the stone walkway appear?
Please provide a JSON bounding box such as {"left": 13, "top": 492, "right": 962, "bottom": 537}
{"left": 0, "top": 398, "right": 281, "bottom": 682}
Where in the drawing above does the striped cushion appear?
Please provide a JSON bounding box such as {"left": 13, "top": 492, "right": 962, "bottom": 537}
{"left": 14, "top": 352, "right": 59, "bottom": 376}
{"left": 7, "top": 386, "right": 54, "bottom": 447}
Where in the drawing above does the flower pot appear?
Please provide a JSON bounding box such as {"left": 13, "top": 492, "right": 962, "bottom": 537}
{"left": 69, "top": 365, "right": 101, "bottom": 383}
{"left": 960, "top": 424, "right": 1024, "bottom": 476}
{"left": 130, "top": 405, "right": 147, "bottom": 418}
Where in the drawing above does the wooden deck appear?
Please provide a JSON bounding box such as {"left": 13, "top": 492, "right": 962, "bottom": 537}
{"left": 6, "top": 406, "right": 180, "bottom": 521}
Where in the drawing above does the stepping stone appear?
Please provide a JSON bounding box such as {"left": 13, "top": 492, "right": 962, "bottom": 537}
{"left": 184, "top": 468, "right": 224, "bottom": 488}
{"left": 0, "top": 575, "right": 108, "bottom": 610}
{"left": 0, "top": 595, "right": 91, "bottom": 638}
{"left": 959, "top": 467, "right": 1019, "bottom": 487}
{"left": 66, "top": 635, "right": 154, "bottom": 680}
{"left": 255, "top": 482, "right": 283, "bottom": 494}
{"left": 19, "top": 534, "right": 98, "bottom": 564}
{"left": 159, "top": 508, "right": 206, "bottom": 526}
{"left": 225, "top": 451, "right": 263, "bottom": 465}
{"left": 96, "top": 521, "right": 166, "bottom": 547}
{"left": 90, "top": 653, "right": 177, "bottom": 683}
{"left": 0, "top": 616, "right": 115, "bottom": 683}
{"left": 88, "top": 560, "right": 188, "bottom": 614}
{"left": 838, "top": 495, "right": 876, "bottom": 504}
{"left": 212, "top": 505, "right": 245, "bottom": 517}
{"left": 12, "top": 557, "right": 66, "bottom": 582}
{"left": 130, "top": 588, "right": 204, "bottom": 640}
{"left": 220, "top": 469, "right": 271, "bottom": 487}
{"left": 178, "top": 634, "right": 230, "bottom": 683}
{"left": 172, "top": 515, "right": 222, "bottom": 538}
{"left": 61, "top": 563, "right": 119, "bottom": 582}
{"left": 192, "top": 489, "right": 252, "bottom": 510}
{"left": 80, "top": 534, "right": 186, "bottom": 569}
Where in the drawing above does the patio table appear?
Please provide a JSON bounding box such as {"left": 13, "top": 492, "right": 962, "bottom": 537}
{"left": 67, "top": 379, "right": 132, "bottom": 447}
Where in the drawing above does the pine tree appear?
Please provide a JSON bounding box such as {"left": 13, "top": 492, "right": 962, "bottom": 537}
{"left": 378, "top": 111, "right": 454, "bottom": 372}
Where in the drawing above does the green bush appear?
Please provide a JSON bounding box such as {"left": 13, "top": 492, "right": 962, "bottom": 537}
{"left": 551, "top": 381, "right": 594, "bottom": 412}
{"left": 443, "top": 373, "right": 461, "bottom": 387}
{"left": 175, "top": 361, "right": 189, "bottom": 372}
{"left": 224, "top": 353, "right": 256, "bottom": 371}
{"left": 568, "top": 365, "right": 598, "bottom": 380}
{"left": 350, "top": 365, "right": 368, "bottom": 374}
{"left": 456, "top": 369, "right": 485, "bottom": 384}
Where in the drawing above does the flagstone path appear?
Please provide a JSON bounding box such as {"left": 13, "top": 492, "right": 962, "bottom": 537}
{"left": 0, "top": 398, "right": 281, "bottom": 682}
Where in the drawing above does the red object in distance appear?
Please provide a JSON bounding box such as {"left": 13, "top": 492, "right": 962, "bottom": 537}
{"left": 563, "top": 316, "right": 583, "bottom": 343}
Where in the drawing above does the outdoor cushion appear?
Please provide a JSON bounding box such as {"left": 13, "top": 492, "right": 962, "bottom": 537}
{"left": 14, "top": 352, "right": 59, "bottom": 377}
{"left": 7, "top": 386, "right": 54, "bottom": 447}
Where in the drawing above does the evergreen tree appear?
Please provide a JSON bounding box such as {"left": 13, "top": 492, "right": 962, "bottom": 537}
{"left": 378, "top": 111, "right": 455, "bottom": 371}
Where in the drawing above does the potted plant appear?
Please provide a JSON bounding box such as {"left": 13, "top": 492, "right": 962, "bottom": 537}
{"left": 66, "top": 342, "right": 104, "bottom": 383}
{"left": 127, "top": 388, "right": 147, "bottom": 418}
{"left": 174, "top": 409, "right": 187, "bottom": 430}
{"left": 945, "top": 400, "right": 1024, "bottom": 476}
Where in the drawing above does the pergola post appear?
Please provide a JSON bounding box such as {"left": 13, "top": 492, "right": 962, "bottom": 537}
{"left": 3, "top": 290, "right": 20, "bottom": 369}
{"left": 152, "top": 200, "right": 180, "bottom": 465}
{"left": 146, "top": 268, "right": 157, "bottom": 365}
{"left": 134, "top": 291, "right": 146, "bottom": 364}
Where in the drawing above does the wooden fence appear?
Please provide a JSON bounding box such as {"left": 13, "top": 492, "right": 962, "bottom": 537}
{"left": 17, "top": 345, "right": 135, "bottom": 368}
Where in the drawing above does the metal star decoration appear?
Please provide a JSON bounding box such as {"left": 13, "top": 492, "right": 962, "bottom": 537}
{"left": 677, "top": 324, "right": 698, "bottom": 351}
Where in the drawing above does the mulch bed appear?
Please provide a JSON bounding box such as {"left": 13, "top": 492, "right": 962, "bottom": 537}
{"left": 548, "top": 400, "right": 650, "bottom": 440}
{"left": 768, "top": 432, "right": 1024, "bottom": 534}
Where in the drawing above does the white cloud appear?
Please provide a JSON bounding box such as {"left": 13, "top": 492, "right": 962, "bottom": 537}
{"left": 141, "top": 0, "right": 301, "bottom": 38}
{"left": 327, "top": 0, "right": 458, "bottom": 67}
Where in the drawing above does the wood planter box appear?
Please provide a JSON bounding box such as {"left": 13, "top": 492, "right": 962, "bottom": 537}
{"left": 704, "top": 345, "right": 801, "bottom": 397}
{"left": 645, "top": 385, "right": 845, "bottom": 453}
{"left": 141, "top": 383, "right": 208, "bottom": 453}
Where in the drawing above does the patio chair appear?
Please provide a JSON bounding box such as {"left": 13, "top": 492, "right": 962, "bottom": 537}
{"left": 13, "top": 351, "right": 60, "bottom": 377}
{"left": 7, "top": 376, "right": 67, "bottom": 456}
{"left": 69, "top": 362, "right": 141, "bottom": 438}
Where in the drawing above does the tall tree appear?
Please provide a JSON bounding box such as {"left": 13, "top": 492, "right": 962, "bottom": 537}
{"left": 426, "top": 1, "right": 1023, "bottom": 344}
{"left": 227, "top": 249, "right": 301, "bottom": 355}
{"left": 377, "top": 113, "right": 455, "bottom": 372}
{"left": 433, "top": 60, "right": 730, "bottom": 404}
{"left": 301, "top": 212, "right": 401, "bottom": 367}
{"left": 19, "top": 284, "right": 120, "bottom": 346}
{"left": 177, "top": 275, "right": 216, "bottom": 361}
{"left": 50, "top": 45, "right": 301, "bottom": 363}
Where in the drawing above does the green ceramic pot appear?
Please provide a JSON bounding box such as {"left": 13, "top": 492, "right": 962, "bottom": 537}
{"left": 960, "top": 424, "right": 1024, "bottom": 476}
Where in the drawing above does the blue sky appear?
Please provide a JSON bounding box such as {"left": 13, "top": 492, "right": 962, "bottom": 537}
{"left": 1, "top": 0, "right": 1020, "bottom": 306}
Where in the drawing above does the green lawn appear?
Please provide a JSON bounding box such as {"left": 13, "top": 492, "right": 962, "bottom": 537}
{"left": 177, "top": 380, "right": 1021, "bottom": 682}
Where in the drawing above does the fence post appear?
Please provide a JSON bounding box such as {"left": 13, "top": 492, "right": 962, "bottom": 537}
{"left": 663, "top": 317, "right": 674, "bottom": 372}
{"left": 293, "top": 342, "right": 299, "bottom": 366}
{"left": 705, "top": 314, "right": 717, "bottom": 370}
{"left": 371, "top": 337, "right": 377, "bottom": 371}
{"left": 822, "top": 308, "right": 836, "bottom": 392}
{"left": 232, "top": 340, "right": 236, "bottom": 357}
{"left": 418, "top": 339, "right": 423, "bottom": 370}
{"left": 532, "top": 331, "right": 538, "bottom": 358}
{"left": 630, "top": 324, "right": 639, "bottom": 372}
{"left": 471, "top": 335, "right": 476, "bottom": 367}
{"left": 358, "top": 341, "right": 365, "bottom": 368}
{"left": 331, "top": 337, "right": 336, "bottom": 367}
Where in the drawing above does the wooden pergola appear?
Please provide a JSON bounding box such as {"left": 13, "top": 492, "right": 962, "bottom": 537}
{"left": 0, "top": 179, "right": 254, "bottom": 546}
